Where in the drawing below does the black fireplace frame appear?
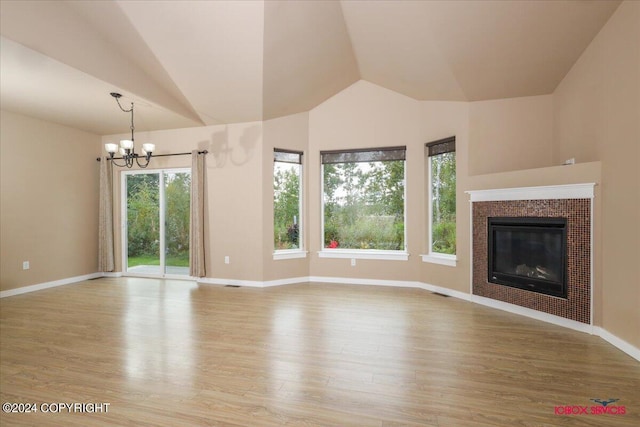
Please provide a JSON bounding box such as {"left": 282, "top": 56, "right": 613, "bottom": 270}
{"left": 487, "top": 217, "right": 568, "bottom": 299}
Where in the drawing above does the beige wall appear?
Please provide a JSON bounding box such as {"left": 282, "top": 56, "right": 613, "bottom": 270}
{"left": 303, "top": 81, "right": 562, "bottom": 296}
{"left": 0, "top": 110, "right": 100, "bottom": 291}
{"left": 553, "top": 1, "right": 640, "bottom": 348}
{"left": 262, "top": 112, "right": 310, "bottom": 281}
{"left": 308, "top": 81, "right": 423, "bottom": 281}
{"left": 105, "top": 121, "right": 265, "bottom": 282}
{"left": 469, "top": 95, "right": 554, "bottom": 176}
{"left": 419, "top": 101, "right": 470, "bottom": 292}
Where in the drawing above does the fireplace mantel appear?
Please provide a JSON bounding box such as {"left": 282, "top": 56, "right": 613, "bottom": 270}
{"left": 466, "top": 183, "right": 595, "bottom": 202}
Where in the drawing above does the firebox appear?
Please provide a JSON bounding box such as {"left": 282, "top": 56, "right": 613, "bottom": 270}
{"left": 488, "top": 217, "right": 567, "bottom": 298}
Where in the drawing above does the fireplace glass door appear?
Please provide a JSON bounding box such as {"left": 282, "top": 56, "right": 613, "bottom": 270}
{"left": 488, "top": 217, "right": 567, "bottom": 298}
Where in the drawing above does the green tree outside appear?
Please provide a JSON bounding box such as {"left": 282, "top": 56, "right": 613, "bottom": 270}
{"left": 274, "top": 163, "right": 301, "bottom": 249}
{"left": 127, "top": 172, "right": 191, "bottom": 267}
{"left": 127, "top": 174, "right": 160, "bottom": 260}
{"left": 323, "top": 160, "right": 405, "bottom": 250}
{"left": 430, "top": 152, "right": 456, "bottom": 254}
{"left": 165, "top": 172, "right": 191, "bottom": 266}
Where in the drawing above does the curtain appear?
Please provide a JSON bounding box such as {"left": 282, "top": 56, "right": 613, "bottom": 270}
{"left": 98, "top": 158, "right": 115, "bottom": 272}
{"left": 190, "top": 150, "right": 206, "bottom": 277}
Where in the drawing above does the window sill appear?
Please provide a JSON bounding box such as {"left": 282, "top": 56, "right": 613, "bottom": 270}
{"left": 318, "top": 249, "right": 409, "bottom": 261}
{"left": 421, "top": 253, "right": 457, "bottom": 267}
{"left": 273, "top": 250, "right": 308, "bottom": 260}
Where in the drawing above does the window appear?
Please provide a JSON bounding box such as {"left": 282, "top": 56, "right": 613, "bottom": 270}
{"left": 274, "top": 149, "right": 303, "bottom": 255}
{"left": 426, "top": 137, "right": 456, "bottom": 261}
{"left": 321, "top": 146, "right": 406, "bottom": 259}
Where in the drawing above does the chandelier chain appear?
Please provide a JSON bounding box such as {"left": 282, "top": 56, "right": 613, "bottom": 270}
{"left": 105, "top": 92, "right": 157, "bottom": 169}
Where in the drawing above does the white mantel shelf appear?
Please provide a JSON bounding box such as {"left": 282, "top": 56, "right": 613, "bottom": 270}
{"left": 466, "top": 183, "right": 596, "bottom": 202}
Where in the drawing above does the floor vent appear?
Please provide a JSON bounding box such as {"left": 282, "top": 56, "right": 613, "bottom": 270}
{"left": 225, "top": 285, "right": 241, "bottom": 288}
{"left": 432, "top": 292, "right": 450, "bottom": 297}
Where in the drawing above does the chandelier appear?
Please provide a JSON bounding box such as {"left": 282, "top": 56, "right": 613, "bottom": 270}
{"left": 104, "top": 92, "right": 155, "bottom": 168}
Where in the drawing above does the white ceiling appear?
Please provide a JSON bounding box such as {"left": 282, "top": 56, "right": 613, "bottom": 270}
{"left": 0, "top": 0, "right": 621, "bottom": 135}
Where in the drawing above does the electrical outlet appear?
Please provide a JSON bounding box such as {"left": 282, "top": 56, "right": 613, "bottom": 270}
{"left": 22, "top": 261, "right": 30, "bottom": 270}
{"left": 224, "top": 256, "right": 230, "bottom": 264}
{"left": 351, "top": 258, "right": 356, "bottom": 267}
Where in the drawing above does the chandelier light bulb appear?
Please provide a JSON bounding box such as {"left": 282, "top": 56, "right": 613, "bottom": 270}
{"left": 105, "top": 143, "right": 118, "bottom": 153}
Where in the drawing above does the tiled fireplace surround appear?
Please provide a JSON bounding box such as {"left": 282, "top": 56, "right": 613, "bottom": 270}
{"left": 468, "top": 184, "right": 594, "bottom": 325}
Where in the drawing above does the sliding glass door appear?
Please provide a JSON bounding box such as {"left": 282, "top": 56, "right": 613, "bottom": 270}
{"left": 123, "top": 169, "right": 191, "bottom": 276}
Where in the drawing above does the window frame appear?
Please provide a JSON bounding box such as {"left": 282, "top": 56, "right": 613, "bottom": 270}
{"left": 273, "top": 148, "right": 306, "bottom": 260}
{"left": 423, "top": 136, "right": 457, "bottom": 267}
{"left": 121, "top": 167, "right": 192, "bottom": 278}
{"left": 319, "top": 146, "right": 409, "bottom": 261}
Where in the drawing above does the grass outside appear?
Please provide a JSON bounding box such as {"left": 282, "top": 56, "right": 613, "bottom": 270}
{"left": 128, "top": 253, "right": 189, "bottom": 267}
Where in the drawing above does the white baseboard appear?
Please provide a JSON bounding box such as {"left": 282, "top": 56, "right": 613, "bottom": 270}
{"left": 415, "top": 281, "right": 473, "bottom": 301}
{"left": 470, "top": 294, "right": 594, "bottom": 334}
{"left": 198, "top": 276, "right": 308, "bottom": 288}
{"left": 197, "top": 277, "right": 264, "bottom": 288}
{"left": 309, "top": 275, "right": 421, "bottom": 289}
{"left": 0, "top": 272, "right": 103, "bottom": 298}
{"left": 308, "top": 275, "right": 472, "bottom": 301}
{"left": 263, "top": 276, "right": 310, "bottom": 287}
{"left": 101, "top": 271, "right": 123, "bottom": 278}
{"left": 3, "top": 272, "right": 637, "bottom": 362}
{"left": 594, "top": 327, "right": 640, "bottom": 362}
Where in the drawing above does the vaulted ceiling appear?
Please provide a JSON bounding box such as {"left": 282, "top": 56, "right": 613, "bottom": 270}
{"left": 0, "top": 0, "right": 621, "bottom": 135}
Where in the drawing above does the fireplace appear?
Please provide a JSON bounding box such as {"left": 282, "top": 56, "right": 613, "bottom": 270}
{"left": 488, "top": 217, "right": 567, "bottom": 298}
{"left": 468, "top": 183, "right": 594, "bottom": 324}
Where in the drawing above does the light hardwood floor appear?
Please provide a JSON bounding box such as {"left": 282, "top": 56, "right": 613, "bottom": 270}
{"left": 1, "top": 277, "right": 638, "bottom": 426}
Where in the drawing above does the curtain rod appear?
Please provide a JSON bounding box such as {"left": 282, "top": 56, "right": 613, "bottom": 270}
{"left": 96, "top": 150, "right": 208, "bottom": 162}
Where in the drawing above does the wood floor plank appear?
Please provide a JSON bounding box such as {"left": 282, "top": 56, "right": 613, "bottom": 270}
{"left": 1, "top": 278, "right": 638, "bottom": 426}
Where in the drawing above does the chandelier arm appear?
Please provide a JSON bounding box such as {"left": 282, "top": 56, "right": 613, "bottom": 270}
{"left": 97, "top": 151, "right": 207, "bottom": 165}
{"left": 113, "top": 95, "right": 133, "bottom": 113}
{"left": 135, "top": 155, "right": 151, "bottom": 169}
{"left": 108, "top": 157, "right": 129, "bottom": 168}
